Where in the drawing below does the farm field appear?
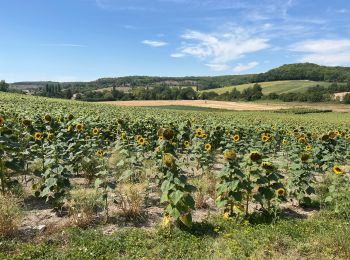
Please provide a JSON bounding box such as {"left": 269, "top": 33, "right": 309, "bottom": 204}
{"left": 200, "top": 80, "right": 334, "bottom": 95}
{"left": 1, "top": 92, "right": 350, "bottom": 259}
{"left": 102, "top": 99, "right": 350, "bottom": 112}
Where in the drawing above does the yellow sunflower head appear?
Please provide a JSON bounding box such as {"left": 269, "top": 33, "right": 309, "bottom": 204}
{"left": 305, "top": 144, "right": 312, "bottom": 151}
{"left": 136, "top": 135, "right": 142, "bottom": 141}
{"left": 201, "top": 133, "right": 208, "bottom": 139}
{"left": 195, "top": 128, "right": 203, "bottom": 137}
{"left": 282, "top": 139, "right": 288, "bottom": 145}
{"left": 92, "top": 127, "right": 99, "bottom": 136}
{"left": 223, "top": 149, "right": 236, "bottom": 161}
{"left": 44, "top": 114, "right": 52, "bottom": 123}
{"left": 184, "top": 140, "right": 190, "bottom": 147}
{"left": 345, "top": 134, "right": 350, "bottom": 140}
{"left": 138, "top": 137, "right": 145, "bottom": 145}
{"left": 261, "top": 134, "right": 270, "bottom": 143}
{"left": 204, "top": 143, "right": 212, "bottom": 152}
{"left": 162, "top": 153, "right": 174, "bottom": 167}
{"left": 96, "top": 150, "right": 104, "bottom": 157}
{"left": 333, "top": 165, "right": 343, "bottom": 175}
{"left": 232, "top": 134, "right": 240, "bottom": 142}
{"left": 158, "top": 135, "right": 164, "bottom": 141}
{"left": 298, "top": 137, "right": 307, "bottom": 144}
{"left": 261, "top": 161, "right": 274, "bottom": 171}
{"left": 76, "top": 123, "right": 84, "bottom": 132}
{"left": 46, "top": 132, "right": 54, "bottom": 141}
{"left": 276, "top": 188, "right": 286, "bottom": 197}
{"left": 34, "top": 132, "right": 42, "bottom": 141}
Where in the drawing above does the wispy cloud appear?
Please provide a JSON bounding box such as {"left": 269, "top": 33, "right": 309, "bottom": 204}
{"left": 170, "top": 53, "right": 185, "bottom": 58}
{"left": 174, "top": 27, "right": 268, "bottom": 71}
{"left": 205, "top": 63, "right": 229, "bottom": 71}
{"left": 290, "top": 39, "right": 350, "bottom": 66}
{"left": 40, "top": 43, "right": 86, "bottom": 47}
{"left": 233, "top": 61, "right": 259, "bottom": 74}
{"left": 142, "top": 40, "right": 168, "bottom": 47}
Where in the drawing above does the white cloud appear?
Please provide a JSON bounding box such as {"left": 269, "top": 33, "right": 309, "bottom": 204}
{"left": 290, "top": 39, "right": 350, "bottom": 66}
{"left": 142, "top": 40, "right": 168, "bottom": 47}
{"left": 40, "top": 43, "right": 86, "bottom": 47}
{"left": 170, "top": 53, "right": 185, "bottom": 58}
{"left": 205, "top": 63, "right": 229, "bottom": 71}
{"left": 233, "top": 61, "right": 259, "bottom": 74}
{"left": 176, "top": 28, "right": 268, "bottom": 69}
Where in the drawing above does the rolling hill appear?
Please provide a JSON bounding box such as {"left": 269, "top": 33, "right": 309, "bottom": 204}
{"left": 200, "top": 80, "right": 336, "bottom": 95}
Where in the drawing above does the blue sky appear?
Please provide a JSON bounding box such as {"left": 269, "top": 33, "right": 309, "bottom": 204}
{"left": 0, "top": 0, "right": 350, "bottom": 82}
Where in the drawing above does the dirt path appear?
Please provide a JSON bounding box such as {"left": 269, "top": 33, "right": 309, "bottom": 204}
{"left": 100, "top": 100, "right": 350, "bottom": 112}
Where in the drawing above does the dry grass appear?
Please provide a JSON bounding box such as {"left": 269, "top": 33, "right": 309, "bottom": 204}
{"left": 115, "top": 183, "right": 146, "bottom": 218}
{"left": 0, "top": 194, "right": 22, "bottom": 237}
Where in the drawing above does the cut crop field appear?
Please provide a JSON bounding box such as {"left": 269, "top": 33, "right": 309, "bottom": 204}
{"left": 200, "top": 80, "right": 334, "bottom": 95}
{"left": 102, "top": 99, "right": 350, "bottom": 112}
{"left": 1, "top": 92, "right": 350, "bottom": 259}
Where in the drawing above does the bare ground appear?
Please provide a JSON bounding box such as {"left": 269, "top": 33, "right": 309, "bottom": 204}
{"left": 100, "top": 100, "right": 350, "bottom": 112}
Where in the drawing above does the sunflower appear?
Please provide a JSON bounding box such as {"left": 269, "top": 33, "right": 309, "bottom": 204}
{"left": 163, "top": 153, "right": 174, "bottom": 167}
{"left": 329, "top": 131, "right": 336, "bottom": 139}
{"left": 163, "top": 128, "right": 174, "bottom": 140}
{"left": 96, "top": 150, "right": 104, "bottom": 157}
{"left": 232, "top": 134, "right": 240, "bottom": 142}
{"left": 261, "top": 161, "right": 274, "bottom": 171}
{"left": 204, "top": 143, "right": 212, "bottom": 152}
{"left": 92, "top": 127, "right": 99, "bottom": 136}
{"left": 68, "top": 114, "right": 74, "bottom": 121}
{"left": 298, "top": 137, "right": 307, "bottom": 144}
{"left": 195, "top": 128, "right": 203, "bottom": 137}
{"left": 261, "top": 134, "right": 270, "bottom": 143}
{"left": 282, "top": 139, "right": 288, "bottom": 145}
{"left": 158, "top": 135, "right": 164, "bottom": 141}
{"left": 201, "top": 133, "right": 208, "bottom": 139}
{"left": 300, "top": 152, "right": 310, "bottom": 162}
{"left": 162, "top": 214, "right": 170, "bottom": 227}
{"left": 184, "top": 140, "right": 190, "bottom": 147}
{"left": 34, "top": 132, "right": 42, "bottom": 141}
{"left": 276, "top": 188, "right": 286, "bottom": 197}
{"left": 44, "top": 114, "right": 52, "bottom": 123}
{"left": 46, "top": 132, "right": 54, "bottom": 141}
{"left": 321, "top": 134, "right": 329, "bottom": 141}
{"left": 138, "top": 137, "right": 145, "bottom": 145}
{"left": 345, "top": 134, "right": 350, "bottom": 140}
{"left": 22, "top": 119, "right": 31, "bottom": 127}
{"left": 0, "top": 116, "right": 4, "bottom": 126}
{"left": 250, "top": 151, "right": 262, "bottom": 162}
{"left": 333, "top": 165, "right": 343, "bottom": 175}
{"left": 136, "top": 135, "right": 142, "bottom": 141}
{"left": 76, "top": 123, "right": 84, "bottom": 132}
{"left": 223, "top": 149, "right": 236, "bottom": 161}
{"left": 305, "top": 144, "right": 312, "bottom": 151}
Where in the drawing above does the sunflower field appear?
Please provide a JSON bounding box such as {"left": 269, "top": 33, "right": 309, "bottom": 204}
{"left": 1, "top": 92, "right": 350, "bottom": 232}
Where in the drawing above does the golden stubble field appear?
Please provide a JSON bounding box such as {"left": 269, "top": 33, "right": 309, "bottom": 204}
{"left": 101, "top": 99, "right": 350, "bottom": 112}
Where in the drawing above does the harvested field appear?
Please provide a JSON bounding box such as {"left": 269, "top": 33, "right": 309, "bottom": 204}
{"left": 101, "top": 99, "right": 350, "bottom": 112}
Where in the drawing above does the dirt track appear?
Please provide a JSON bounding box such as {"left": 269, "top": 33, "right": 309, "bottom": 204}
{"left": 100, "top": 100, "right": 350, "bottom": 112}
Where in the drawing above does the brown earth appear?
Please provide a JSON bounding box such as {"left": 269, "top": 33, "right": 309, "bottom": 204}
{"left": 100, "top": 100, "right": 350, "bottom": 112}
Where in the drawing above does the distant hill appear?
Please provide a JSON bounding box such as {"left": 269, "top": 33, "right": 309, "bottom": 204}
{"left": 201, "top": 80, "right": 336, "bottom": 95}
{"left": 8, "top": 63, "right": 350, "bottom": 93}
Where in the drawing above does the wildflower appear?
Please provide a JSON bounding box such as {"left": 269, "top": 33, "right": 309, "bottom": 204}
{"left": 96, "top": 150, "right": 104, "bottom": 157}
{"left": 204, "top": 143, "right": 212, "bottom": 152}
{"left": 34, "top": 132, "right": 42, "bottom": 141}
{"left": 223, "top": 149, "right": 236, "bottom": 161}
{"left": 249, "top": 151, "right": 262, "bottom": 162}
{"left": 232, "top": 134, "right": 240, "bottom": 142}
{"left": 162, "top": 153, "right": 173, "bottom": 167}
{"left": 92, "top": 127, "right": 99, "bottom": 136}
{"left": 76, "top": 123, "right": 84, "bottom": 132}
